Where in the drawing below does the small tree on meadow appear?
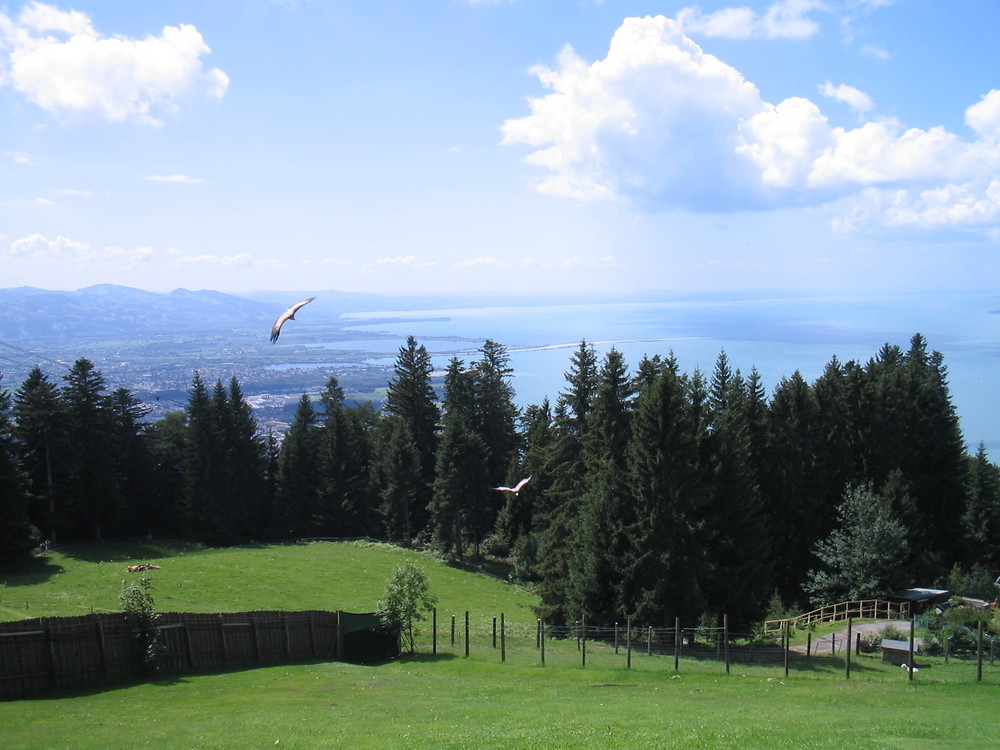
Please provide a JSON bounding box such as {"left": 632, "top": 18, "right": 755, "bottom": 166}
{"left": 377, "top": 562, "right": 437, "bottom": 654}
{"left": 120, "top": 575, "right": 163, "bottom": 673}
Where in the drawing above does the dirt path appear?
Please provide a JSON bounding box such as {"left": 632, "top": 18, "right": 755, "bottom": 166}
{"left": 791, "top": 620, "right": 915, "bottom": 654}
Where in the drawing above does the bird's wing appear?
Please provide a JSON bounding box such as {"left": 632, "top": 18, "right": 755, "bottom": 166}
{"left": 270, "top": 297, "right": 316, "bottom": 342}
{"left": 513, "top": 476, "right": 532, "bottom": 492}
{"left": 493, "top": 485, "right": 514, "bottom": 493}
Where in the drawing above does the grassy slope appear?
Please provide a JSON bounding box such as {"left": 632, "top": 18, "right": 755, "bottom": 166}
{"left": 1, "top": 542, "right": 998, "bottom": 749}
{"left": 0, "top": 540, "right": 537, "bottom": 625}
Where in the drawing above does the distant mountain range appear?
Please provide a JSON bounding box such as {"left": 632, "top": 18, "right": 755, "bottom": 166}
{"left": 0, "top": 284, "right": 663, "bottom": 345}
{"left": 0, "top": 284, "right": 519, "bottom": 344}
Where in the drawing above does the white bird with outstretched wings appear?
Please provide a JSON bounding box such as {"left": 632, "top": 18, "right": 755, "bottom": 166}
{"left": 270, "top": 297, "right": 315, "bottom": 343}
{"left": 494, "top": 476, "right": 532, "bottom": 495}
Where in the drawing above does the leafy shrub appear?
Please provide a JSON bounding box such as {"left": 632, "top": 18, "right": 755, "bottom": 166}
{"left": 120, "top": 575, "right": 164, "bottom": 673}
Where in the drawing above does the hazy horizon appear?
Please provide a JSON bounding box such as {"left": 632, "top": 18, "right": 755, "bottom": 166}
{"left": 1, "top": 1, "right": 998, "bottom": 298}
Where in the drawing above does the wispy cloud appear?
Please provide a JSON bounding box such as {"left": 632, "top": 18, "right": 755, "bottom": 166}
{"left": 676, "top": 0, "right": 826, "bottom": 40}
{"left": 170, "top": 252, "right": 253, "bottom": 268}
{"left": 819, "top": 81, "right": 875, "bottom": 120}
{"left": 4, "top": 151, "right": 33, "bottom": 165}
{"left": 146, "top": 174, "right": 204, "bottom": 184}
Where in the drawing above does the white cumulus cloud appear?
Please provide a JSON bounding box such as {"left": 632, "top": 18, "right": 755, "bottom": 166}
{"left": 8, "top": 233, "right": 91, "bottom": 260}
{"left": 0, "top": 1, "right": 229, "bottom": 125}
{"left": 501, "top": 15, "right": 1000, "bottom": 236}
{"left": 6, "top": 233, "right": 155, "bottom": 264}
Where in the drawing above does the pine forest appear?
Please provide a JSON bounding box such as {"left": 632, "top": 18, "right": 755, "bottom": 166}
{"left": 2, "top": 333, "right": 999, "bottom": 630}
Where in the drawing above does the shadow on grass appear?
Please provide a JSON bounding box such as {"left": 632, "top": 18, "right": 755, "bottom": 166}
{"left": 398, "top": 652, "right": 459, "bottom": 664}
{"left": 0, "top": 554, "right": 64, "bottom": 587}
{"left": 17, "top": 657, "right": 361, "bottom": 701}
{"left": 55, "top": 539, "right": 205, "bottom": 564}
{"left": 443, "top": 555, "right": 515, "bottom": 582}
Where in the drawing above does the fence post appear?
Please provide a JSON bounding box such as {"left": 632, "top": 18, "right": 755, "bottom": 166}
{"left": 674, "top": 617, "right": 680, "bottom": 672}
{"left": 451, "top": 614, "right": 456, "bottom": 648}
{"left": 581, "top": 615, "right": 587, "bottom": 667}
{"left": 908, "top": 617, "right": 915, "bottom": 682}
{"left": 626, "top": 616, "right": 632, "bottom": 670}
{"left": 432, "top": 608, "right": 437, "bottom": 655}
{"left": 806, "top": 631, "right": 811, "bottom": 657}
{"left": 336, "top": 611, "right": 344, "bottom": 660}
{"left": 831, "top": 633, "right": 836, "bottom": 656}
{"left": 783, "top": 620, "right": 790, "bottom": 678}
{"left": 500, "top": 613, "right": 506, "bottom": 663}
{"left": 96, "top": 618, "right": 109, "bottom": 682}
{"left": 647, "top": 625, "right": 652, "bottom": 656}
{"left": 464, "top": 611, "right": 470, "bottom": 658}
{"left": 251, "top": 614, "right": 262, "bottom": 663}
{"left": 845, "top": 617, "right": 852, "bottom": 681}
{"left": 492, "top": 617, "right": 497, "bottom": 649}
{"left": 540, "top": 619, "right": 545, "bottom": 666}
{"left": 977, "top": 620, "right": 984, "bottom": 682}
{"left": 724, "top": 614, "right": 730, "bottom": 675}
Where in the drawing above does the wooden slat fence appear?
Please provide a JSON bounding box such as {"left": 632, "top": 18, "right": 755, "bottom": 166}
{"left": 0, "top": 610, "right": 396, "bottom": 700}
{"left": 763, "top": 599, "right": 911, "bottom": 634}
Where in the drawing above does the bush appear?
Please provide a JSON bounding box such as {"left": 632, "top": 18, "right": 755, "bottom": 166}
{"left": 377, "top": 562, "right": 437, "bottom": 654}
{"left": 120, "top": 575, "right": 164, "bottom": 673}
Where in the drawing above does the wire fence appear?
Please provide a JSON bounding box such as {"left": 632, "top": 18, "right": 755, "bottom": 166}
{"left": 413, "top": 610, "right": 999, "bottom": 683}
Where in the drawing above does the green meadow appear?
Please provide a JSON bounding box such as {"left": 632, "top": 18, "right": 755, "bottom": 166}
{"left": 1, "top": 541, "right": 997, "bottom": 749}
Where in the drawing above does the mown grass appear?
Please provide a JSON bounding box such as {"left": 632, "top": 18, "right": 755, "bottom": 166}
{"left": 0, "top": 540, "right": 537, "bottom": 625}
{"left": 1, "top": 541, "right": 998, "bottom": 749}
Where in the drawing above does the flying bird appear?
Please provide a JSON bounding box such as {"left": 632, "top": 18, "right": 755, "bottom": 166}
{"left": 270, "top": 297, "right": 316, "bottom": 343}
{"left": 494, "top": 476, "right": 532, "bottom": 495}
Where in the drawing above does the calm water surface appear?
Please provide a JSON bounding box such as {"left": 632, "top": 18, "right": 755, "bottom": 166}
{"left": 328, "top": 292, "right": 999, "bottom": 452}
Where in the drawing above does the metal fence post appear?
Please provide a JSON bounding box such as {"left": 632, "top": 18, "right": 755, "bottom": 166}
{"left": 500, "top": 613, "right": 506, "bottom": 663}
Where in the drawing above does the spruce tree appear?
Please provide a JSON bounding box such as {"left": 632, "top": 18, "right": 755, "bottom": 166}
{"left": 145, "top": 411, "right": 189, "bottom": 537}
{"left": 275, "top": 393, "right": 323, "bottom": 536}
{"left": 222, "top": 377, "right": 270, "bottom": 540}
{"left": 573, "top": 348, "right": 635, "bottom": 623}
{"left": 430, "top": 409, "right": 489, "bottom": 557}
{"left": 624, "top": 354, "right": 708, "bottom": 626}
{"left": 0, "top": 378, "right": 31, "bottom": 563}
{"left": 183, "top": 372, "right": 224, "bottom": 543}
{"left": 702, "top": 351, "right": 771, "bottom": 630}
{"left": 762, "top": 371, "right": 823, "bottom": 607}
{"left": 384, "top": 336, "right": 439, "bottom": 533}
{"left": 472, "top": 339, "right": 519, "bottom": 488}
{"left": 12, "top": 367, "right": 65, "bottom": 541}
{"left": 107, "top": 387, "right": 154, "bottom": 538}
{"left": 901, "top": 340, "right": 968, "bottom": 576}
{"left": 494, "top": 399, "right": 551, "bottom": 567}
{"left": 373, "top": 416, "right": 422, "bottom": 545}
{"left": 61, "top": 358, "right": 119, "bottom": 540}
{"left": 961, "top": 443, "right": 1000, "bottom": 569}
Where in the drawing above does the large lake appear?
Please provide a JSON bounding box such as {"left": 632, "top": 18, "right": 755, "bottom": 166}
{"left": 322, "top": 291, "right": 999, "bottom": 454}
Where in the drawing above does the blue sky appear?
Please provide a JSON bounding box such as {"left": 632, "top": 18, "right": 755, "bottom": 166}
{"left": 1, "top": 0, "right": 998, "bottom": 296}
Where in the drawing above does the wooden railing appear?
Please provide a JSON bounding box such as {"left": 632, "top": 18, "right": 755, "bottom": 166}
{"left": 764, "top": 599, "right": 911, "bottom": 634}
